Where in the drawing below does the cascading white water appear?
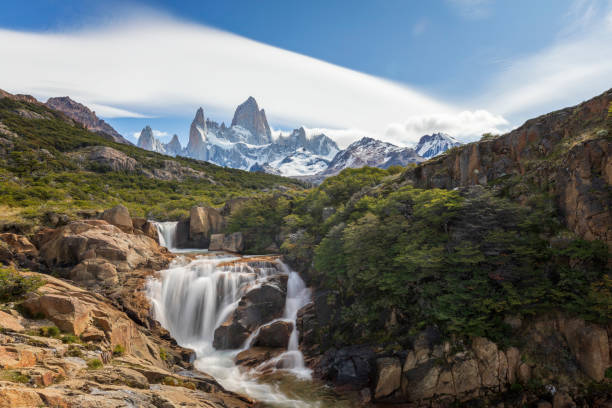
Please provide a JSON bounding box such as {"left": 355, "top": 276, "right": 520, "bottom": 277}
{"left": 146, "top": 254, "right": 318, "bottom": 407}
{"left": 153, "top": 221, "right": 178, "bottom": 250}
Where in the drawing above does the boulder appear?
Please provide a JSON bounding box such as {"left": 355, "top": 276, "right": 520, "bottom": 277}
{"left": 0, "top": 310, "right": 24, "bottom": 332}
{"left": 213, "top": 277, "right": 287, "bottom": 349}
{"left": 374, "top": 357, "right": 401, "bottom": 400}
{"left": 83, "top": 146, "right": 138, "bottom": 172}
{"left": 132, "top": 218, "right": 159, "bottom": 241}
{"left": 234, "top": 347, "right": 284, "bottom": 368}
{"left": 36, "top": 220, "right": 165, "bottom": 288}
{"left": 189, "top": 206, "right": 225, "bottom": 243}
{"left": 252, "top": 320, "right": 293, "bottom": 349}
{"left": 20, "top": 273, "right": 164, "bottom": 367}
{"left": 101, "top": 205, "right": 133, "bottom": 231}
{"left": 0, "top": 387, "right": 44, "bottom": 408}
{"left": 317, "top": 345, "right": 375, "bottom": 388}
{"left": 222, "top": 232, "right": 244, "bottom": 253}
{"left": 69, "top": 259, "right": 118, "bottom": 286}
{"left": 209, "top": 233, "right": 224, "bottom": 251}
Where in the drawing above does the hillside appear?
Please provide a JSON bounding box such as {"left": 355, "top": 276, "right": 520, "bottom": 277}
{"left": 0, "top": 92, "right": 305, "bottom": 231}
{"left": 224, "top": 89, "right": 612, "bottom": 405}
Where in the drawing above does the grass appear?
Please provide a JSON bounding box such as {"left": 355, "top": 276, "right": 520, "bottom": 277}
{"left": 0, "top": 97, "right": 306, "bottom": 225}
{"left": 0, "top": 370, "right": 30, "bottom": 384}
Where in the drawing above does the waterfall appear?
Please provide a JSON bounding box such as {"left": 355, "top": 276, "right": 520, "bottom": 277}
{"left": 153, "top": 221, "right": 178, "bottom": 250}
{"left": 146, "top": 254, "right": 317, "bottom": 407}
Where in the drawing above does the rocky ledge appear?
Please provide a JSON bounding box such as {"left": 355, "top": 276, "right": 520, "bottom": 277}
{"left": 0, "top": 206, "right": 255, "bottom": 408}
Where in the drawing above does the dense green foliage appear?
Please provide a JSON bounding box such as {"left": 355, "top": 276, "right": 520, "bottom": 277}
{"left": 0, "top": 267, "right": 44, "bottom": 302}
{"left": 230, "top": 165, "right": 610, "bottom": 348}
{"left": 0, "top": 98, "right": 304, "bottom": 226}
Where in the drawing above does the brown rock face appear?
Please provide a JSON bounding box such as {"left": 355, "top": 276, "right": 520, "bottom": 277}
{"left": 374, "top": 357, "right": 402, "bottom": 400}
{"left": 45, "top": 96, "right": 131, "bottom": 145}
{"left": 209, "top": 233, "right": 224, "bottom": 251}
{"left": 252, "top": 320, "right": 293, "bottom": 348}
{"left": 0, "top": 310, "right": 24, "bottom": 332}
{"left": 101, "top": 204, "right": 133, "bottom": 231}
{"left": 405, "top": 88, "right": 612, "bottom": 247}
{"left": 222, "top": 232, "right": 245, "bottom": 253}
{"left": 188, "top": 206, "right": 225, "bottom": 247}
{"left": 77, "top": 146, "right": 138, "bottom": 172}
{"left": 21, "top": 273, "right": 163, "bottom": 365}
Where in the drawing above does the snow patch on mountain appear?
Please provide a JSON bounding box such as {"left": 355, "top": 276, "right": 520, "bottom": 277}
{"left": 415, "top": 133, "right": 461, "bottom": 158}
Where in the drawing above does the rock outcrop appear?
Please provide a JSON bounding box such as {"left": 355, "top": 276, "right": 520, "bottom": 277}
{"left": 186, "top": 107, "right": 208, "bottom": 160}
{"left": 213, "top": 275, "right": 287, "bottom": 349}
{"left": 45, "top": 96, "right": 131, "bottom": 145}
{"left": 252, "top": 320, "right": 293, "bottom": 349}
{"left": 75, "top": 146, "right": 139, "bottom": 172}
{"left": 230, "top": 96, "right": 272, "bottom": 145}
{"left": 405, "top": 88, "right": 612, "bottom": 247}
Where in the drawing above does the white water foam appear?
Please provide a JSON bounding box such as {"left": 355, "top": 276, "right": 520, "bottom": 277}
{"left": 146, "top": 254, "right": 316, "bottom": 407}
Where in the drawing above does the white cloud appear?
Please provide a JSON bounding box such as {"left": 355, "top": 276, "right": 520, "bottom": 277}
{"left": 87, "top": 103, "right": 151, "bottom": 118}
{"left": 384, "top": 110, "right": 509, "bottom": 145}
{"left": 0, "top": 10, "right": 503, "bottom": 146}
{"left": 478, "top": 2, "right": 612, "bottom": 121}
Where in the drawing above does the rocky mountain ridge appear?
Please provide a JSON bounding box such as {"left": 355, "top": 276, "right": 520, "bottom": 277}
{"left": 46, "top": 96, "right": 132, "bottom": 145}
{"left": 414, "top": 132, "right": 461, "bottom": 158}
{"left": 136, "top": 97, "right": 461, "bottom": 178}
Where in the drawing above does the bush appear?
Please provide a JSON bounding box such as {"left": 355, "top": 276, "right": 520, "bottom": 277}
{"left": 0, "top": 267, "right": 44, "bottom": 302}
{"left": 87, "top": 358, "right": 103, "bottom": 369}
{"left": 112, "top": 344, "right": 125, "bottom": 356}
{"left": 66, "top": 345, "right": 83, "bottom": 358}
{"left": 39, "top": 326, "right": 60, "bottom": 337}
{"left": 159, "top": 347, "right": 168, "bottom": 361}
{"left": 60, "top": 334, "right": 79, "bottom": 344}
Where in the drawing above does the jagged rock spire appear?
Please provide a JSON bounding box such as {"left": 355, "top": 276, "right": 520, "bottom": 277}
{"left": 186, "top": 107, "right": 208, "bottom": 160}
{"left": 230, "top": 97, "right": 272, "bottom": 145}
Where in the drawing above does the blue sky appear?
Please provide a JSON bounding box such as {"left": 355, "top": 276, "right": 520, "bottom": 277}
{"left": 0, "top": 0, "right": 611, "bottom": 147}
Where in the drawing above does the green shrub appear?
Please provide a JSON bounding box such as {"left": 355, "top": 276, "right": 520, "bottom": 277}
{"left": 39, "top": 326, "right": 60, "bottom": 337}
{"left": 0, "top": 267, "right": 44, "bottom": 302}
{"left": 66, "top": 345, "right": 83, "bottom": 358}
{"left": 159, "top": 347, "right": 168, "bottom": 361}
{"left": 60, "top": 334, "right": 79, "bottom": 344}
{"left": 112, "top": 344, "right": 125, "bottom": 356}
{"left": 87, "top": 358, "right": 103, "bottom": 369}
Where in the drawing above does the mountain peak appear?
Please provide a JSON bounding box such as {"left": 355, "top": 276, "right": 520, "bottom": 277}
{"left": 231, "top": 97, "right": 272, "bottom": 145}
{"left": 186, "top": 107, "right": 208, "bottom": 160}
{"left": 415, "top": 133, "right": 461, "bottom": 158}
{"left": 45, "top": 96, "right": 131, "bottom": 145}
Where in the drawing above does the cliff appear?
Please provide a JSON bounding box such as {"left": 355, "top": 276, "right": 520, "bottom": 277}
{"left": 404, "top": 88, "right": 612, "bottom": 247}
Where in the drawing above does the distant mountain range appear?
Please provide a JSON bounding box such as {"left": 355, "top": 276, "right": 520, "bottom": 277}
{"left": 44, "top": 94, "right": 462, "bottom": 179}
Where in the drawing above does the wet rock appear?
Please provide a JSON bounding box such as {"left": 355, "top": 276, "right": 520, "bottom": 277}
{"left": 234, "top": 347, "right": 284, "bottom": 368}
{"left": 374, "top": 357, "right": 401, "bottom": 400}
{"left": 101, "top": 204, "right": 133, "bottom": 231}
{"left": 213, "top": 277, "right": 287, "bottom": 349}
{"left": 132, "top": 217, "right": 159, "bottom": 241}
{"left": 252, "top": 320, "right": 293, "bottom": 349}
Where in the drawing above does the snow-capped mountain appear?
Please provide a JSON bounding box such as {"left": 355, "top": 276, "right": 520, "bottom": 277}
{"left": 138, "top": 97, "right": 339, "bottom": 176}
{"left": 320, "top": 137, "right": 424, "bottom": 177}
{"left": 136, "top": 126, "right": 181, "bottom": 157}
{"left": 414, "top": 133, "right": 461, "bottom": 159}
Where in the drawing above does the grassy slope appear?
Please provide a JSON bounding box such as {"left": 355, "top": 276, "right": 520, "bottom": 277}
{"left": 0, "top": 97, "right": 305, "bottom": 228}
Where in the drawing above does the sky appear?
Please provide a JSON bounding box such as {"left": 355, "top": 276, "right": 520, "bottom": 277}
{"left": 0, "top": 0, "right": 611, "bottom": 148}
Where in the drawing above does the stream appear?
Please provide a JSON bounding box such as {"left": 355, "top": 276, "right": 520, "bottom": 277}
{"left": 147, "top": 221, "right": 357, "bottom": 407}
